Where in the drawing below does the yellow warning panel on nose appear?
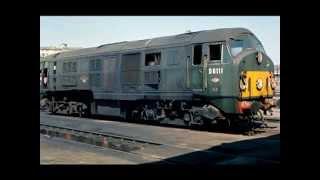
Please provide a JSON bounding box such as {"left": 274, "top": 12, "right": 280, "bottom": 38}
{"left": 240, "top": 71, "right": 273, "bottom": 99}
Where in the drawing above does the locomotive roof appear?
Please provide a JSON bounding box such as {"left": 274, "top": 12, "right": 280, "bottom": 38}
{"left": 42, "top": 28, "right": 253, "bottom": 61}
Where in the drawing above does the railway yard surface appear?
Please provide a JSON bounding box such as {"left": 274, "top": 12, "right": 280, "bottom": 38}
{"left": 40, "top": 107, "right": 280, "bottom": 165}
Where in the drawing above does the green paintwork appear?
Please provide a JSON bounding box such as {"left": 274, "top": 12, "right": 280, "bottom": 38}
{"left": 189, "top": 43, "right": 274, "bottom": 114}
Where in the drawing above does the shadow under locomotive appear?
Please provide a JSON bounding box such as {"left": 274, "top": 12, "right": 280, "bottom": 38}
{"left": 139, "top": 134, "right": 280, "bottom": 166}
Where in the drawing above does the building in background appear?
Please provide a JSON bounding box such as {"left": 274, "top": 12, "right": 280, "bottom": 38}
{"left": 40, "top": 43, "right": 81, "bottom": 58}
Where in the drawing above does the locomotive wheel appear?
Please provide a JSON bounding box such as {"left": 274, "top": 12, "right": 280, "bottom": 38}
{"left": 256, "top": 109, "right": 267, "bottom": 128}
{"left": 141, "top": 109, "right": 157, "bottom": 121}
{"left": 141, "top": 111, "right": 148, "bottom": 121}
{"left": 256, "top": 110, "right": 264, "bottom": 122}
{"left": 217, "top": 118, "right": 231, "bottom": 130}
{"left": 131, "top": 110, "right": 139, "bottom": 121}
{"left": 183, "top": 112, "right": 192, "bottom": 127}
{"left": 83, "top": 102, "right": 91, "bottom": 117}
{"left": 78, "top": 105, "right": 83, "bottom": 117}
{"left": 191, "top": 112, "right": 204, "bottom": 126}
{"left": 66, "top": 103, "right": 72, "bottom": 115}
{"left": 198, "top": 119, "right": 204, "bottom": 126}
{"left": 40, "top": 98, "right": 49, "bottom": 110}
{"left": 48, "top": 102, "right": 53, "bottom": 113}
{"left": 49, "top": 101, "right": 57, "bottom": 114}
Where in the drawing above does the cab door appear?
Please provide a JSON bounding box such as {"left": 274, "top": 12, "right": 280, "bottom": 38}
{"left": 190, "top": 44, "right": 204, "bottom": 91}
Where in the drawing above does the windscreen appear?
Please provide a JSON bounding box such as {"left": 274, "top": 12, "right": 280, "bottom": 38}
{"left": 229, "top": 34, "right": 265, "bottom": 57}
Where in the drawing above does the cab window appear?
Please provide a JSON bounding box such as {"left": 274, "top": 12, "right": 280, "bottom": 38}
{"left": 229, "top": 35, "right": 265, "bottom": 57}
{"left": 209, "top": 44, "right": 222, "bottom": 61}
{"left": 193, "top": 44, "right": 202, "bottom": 65}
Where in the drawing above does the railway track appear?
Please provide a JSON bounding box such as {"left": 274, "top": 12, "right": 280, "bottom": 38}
{"left": 40, "top": 121, "right": 280, "bottom": 165}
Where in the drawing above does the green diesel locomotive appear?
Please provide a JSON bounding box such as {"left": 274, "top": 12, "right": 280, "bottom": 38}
{"left": 40, "top": 28, "right": 276, "bottom": 129}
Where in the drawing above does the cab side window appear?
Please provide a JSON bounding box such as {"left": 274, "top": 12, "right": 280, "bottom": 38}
{"left": 193, "top": 45, "right": 202, "bottom": 65}
{"left": 209, "top": 44, "right": 222, "bottom": 61}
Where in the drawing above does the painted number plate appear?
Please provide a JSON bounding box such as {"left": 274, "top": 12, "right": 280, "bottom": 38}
{"left": 208, "top": 67, "right": 223, "bottom": 75}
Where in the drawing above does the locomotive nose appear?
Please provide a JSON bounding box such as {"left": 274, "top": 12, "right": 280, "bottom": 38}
{"left": 239, "top": 71, "right": 274, "bottom": 99}
{"left": 238, "top": 51, "right": 275, "bottom": 99}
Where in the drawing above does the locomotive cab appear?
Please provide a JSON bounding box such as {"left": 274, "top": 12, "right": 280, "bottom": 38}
{"left": 228, "top": 33, "right": 277, "bottom": 115}
{"left": 188, "top": 31, "right": 276, "bottom": 122}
